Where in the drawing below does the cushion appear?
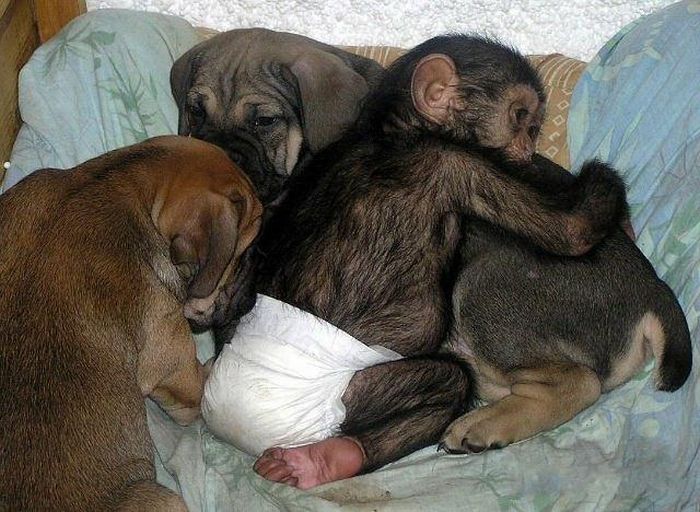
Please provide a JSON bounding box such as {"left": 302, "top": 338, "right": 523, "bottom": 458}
{"left": 1, "top": 9, "right": 199, "bottom": 191}
{"left": 567, "top": 0, "right": 700, "bottom": 504}
{"left": 529, "top": 54, "right": 587, "bottom": 169}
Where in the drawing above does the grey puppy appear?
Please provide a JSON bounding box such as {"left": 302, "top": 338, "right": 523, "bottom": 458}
{"left": 171, "top": 28, "right": 385, "bottom": 203}
{"left": 442, "top": 154, "right": 692, "bottom": 454}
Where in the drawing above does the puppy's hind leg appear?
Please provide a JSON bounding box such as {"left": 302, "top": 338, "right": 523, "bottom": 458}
{"left": 143, "top": 315, "right": 208, "bottom": 426}
{"left": 441, "top": 363, "right": 601, "bottom": 453}
{"left": 114, "top": 480, "right": 187, "bottom": 512}
{"left": 149, "top": 355, "right": 208, "bottom": 426}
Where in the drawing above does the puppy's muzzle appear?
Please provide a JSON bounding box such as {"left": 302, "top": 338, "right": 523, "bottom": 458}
{"left": 195, "top": 127, "right": 287, "bottom": 204}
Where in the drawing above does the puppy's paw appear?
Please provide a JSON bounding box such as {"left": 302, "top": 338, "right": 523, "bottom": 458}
{"left": 440, "top": 410, "right": 510, "bottom": 454}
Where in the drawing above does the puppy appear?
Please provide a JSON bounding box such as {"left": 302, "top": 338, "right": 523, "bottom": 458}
{"left": 0, "top": 136, "right": 262, "bottom": 511}
{"left": 170, "top": 28, "right": 385, "bottom": 203}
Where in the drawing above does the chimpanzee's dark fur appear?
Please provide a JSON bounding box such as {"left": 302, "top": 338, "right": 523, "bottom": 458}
{"left": 256, "top": 35, "right": 631, "bottom": 471}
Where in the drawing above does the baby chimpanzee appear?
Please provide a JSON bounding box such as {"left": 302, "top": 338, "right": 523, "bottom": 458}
{"left": 248, "top": 35, "right": 643, "bottom": 488}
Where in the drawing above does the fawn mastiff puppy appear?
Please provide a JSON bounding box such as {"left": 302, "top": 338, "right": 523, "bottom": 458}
{"left": 171, "top": 28, "right": 384, "bottom": 203}
{"left": 0, "top": 136, "right": 262, "bottom": 511}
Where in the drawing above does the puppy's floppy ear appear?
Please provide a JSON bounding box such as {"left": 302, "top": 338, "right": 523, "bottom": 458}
{"left": 289, "top": 51, "right": 370, "bottom": 153}
{"left": 232, "top": 191, "right": 263, "bottom": 257}
{"left": 170, "top": 49, "right": 198, "bottom": 136}
{"left": 166, "top": 193, "right": 240, "bottom": 299}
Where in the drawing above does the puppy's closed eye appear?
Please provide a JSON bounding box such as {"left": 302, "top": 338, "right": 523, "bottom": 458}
{"left": 254, "top": 116, "right": 279, "bottom": 128}
{"left": 188, "top": 95, "right": 207, "bottom": 128}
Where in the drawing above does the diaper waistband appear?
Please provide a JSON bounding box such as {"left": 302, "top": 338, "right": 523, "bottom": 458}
{"left": 233, "top": 294, "right": 402, "bottom": 369}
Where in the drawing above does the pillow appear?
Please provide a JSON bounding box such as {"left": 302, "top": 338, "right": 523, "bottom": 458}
{"left": 1, "top": 9, "right": 199, "bottom": 192}
{"left": 569, "top": 0, "right": 700, "bottom": 301}
{"left": 567, "top": 1, "right": 700, "bottom": 504}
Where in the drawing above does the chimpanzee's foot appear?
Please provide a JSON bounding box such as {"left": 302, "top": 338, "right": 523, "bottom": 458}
{"left": 253, "top": 437, "right": 364, "bottom": 489}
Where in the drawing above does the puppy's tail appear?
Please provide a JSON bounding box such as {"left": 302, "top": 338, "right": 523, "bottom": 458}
{"left": 644, "top": 292, "right": 692, "bottom": 392}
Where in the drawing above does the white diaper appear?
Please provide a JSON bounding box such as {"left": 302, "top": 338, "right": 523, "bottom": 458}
{"left": 202, "top": 294, "right": 402, "bottom": 456}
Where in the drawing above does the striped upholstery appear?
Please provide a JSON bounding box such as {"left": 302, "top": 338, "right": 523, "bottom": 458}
{"left": 339, "top": 45, "right": 406, "bottom": 67}
{"left": 528, "top": 54, "right": 587, "bottom": 169}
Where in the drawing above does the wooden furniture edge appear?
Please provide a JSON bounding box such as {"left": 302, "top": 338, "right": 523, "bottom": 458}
{"left": 34, "top": 0, "right": 87, "bottom": 44}
{"left": 0, "top": 0, "right": 86, "bottom": 186}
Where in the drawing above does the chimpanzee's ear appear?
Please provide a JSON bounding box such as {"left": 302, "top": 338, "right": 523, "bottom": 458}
{"left": 411, "top": 54, "right": 463, "bottom": 125}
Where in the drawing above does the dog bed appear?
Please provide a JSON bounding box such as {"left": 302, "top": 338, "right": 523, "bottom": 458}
{"left": 2, "top": 5, "right": 699, "bottom": 510}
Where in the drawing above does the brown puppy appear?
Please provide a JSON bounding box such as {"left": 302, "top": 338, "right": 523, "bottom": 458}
{"left": 0, "top": 136, "right": 262, "bottom": 511}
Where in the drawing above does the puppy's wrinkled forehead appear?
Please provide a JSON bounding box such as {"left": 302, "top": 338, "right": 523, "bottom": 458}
{"left": 190, "top": 36, "right": 301, "bottom": 130}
